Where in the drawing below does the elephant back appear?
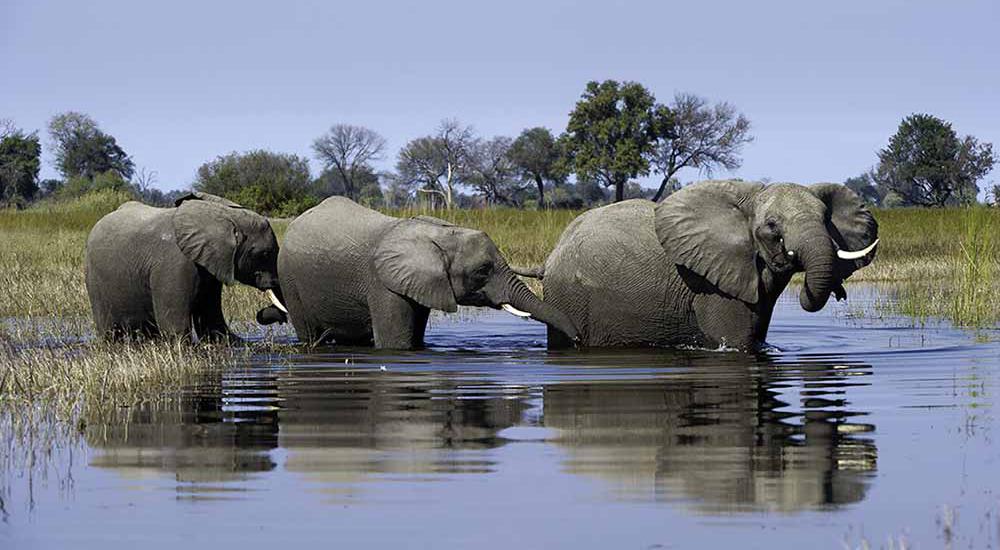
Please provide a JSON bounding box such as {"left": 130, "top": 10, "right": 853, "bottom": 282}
{"left": 87, "top": 201, "right": 170, "bottom": 255}
{"left": 282, "top": 197, "right": 394, "bottom": 261}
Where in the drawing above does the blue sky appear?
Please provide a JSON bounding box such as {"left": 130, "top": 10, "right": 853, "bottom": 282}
{"left": 2, "top": 0, "right": 997, "bottom": 191}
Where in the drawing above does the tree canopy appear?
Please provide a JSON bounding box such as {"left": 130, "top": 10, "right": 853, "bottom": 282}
{"left": 562, "top": 80, "right": 662, "bottom": 202}
{"left": 311, "top": 124, "right": 386, "bottom": 201}
{"left": 873, "top": 114, "right": 995, "bottom": 207}
{"left": 193, "top": 150, "right": 316, "bottom": 216}
{"left": 508, "top": 127, "right": 566, "bottom": 209}
{"left": 396, "top": 119, "right": 477, "bottom": 209}
{"left": 0, "top": 124, "right": 41, "bottom": 206}
{"left": 650, "top": 92, "right": 753, "bottom": 201}
{"left": 48, "top": 112, "right": 134, "bottom": 181}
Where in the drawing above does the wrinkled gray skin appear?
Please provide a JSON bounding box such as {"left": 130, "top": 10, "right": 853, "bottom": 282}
{"left": 85, "top": 192, "right": 283, "bottom": 342}
{"left": 275, "top": 197, "right": 579, "bottom": 349}
{"left": 544, "top": 181, "right": 878, "bottom": 350}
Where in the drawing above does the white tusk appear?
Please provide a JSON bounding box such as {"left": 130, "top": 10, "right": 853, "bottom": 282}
{"left": 836, "top": 238, "right": 879, "bottom": 260}
{"left": 265, "top": 289, "right": 288, "bottom": 313}
{"left": 501, "top": 304, "right": 532, "bottom": 318}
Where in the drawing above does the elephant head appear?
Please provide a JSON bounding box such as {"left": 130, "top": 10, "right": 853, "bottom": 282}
{"left": 173, "top": 192, "right": 287, "bottom": 312}
{"left": 373, "top": 216, "right": 579, "bottom": 340}
{"left": 655, "top": 180, "right": 878, "bottom": 312}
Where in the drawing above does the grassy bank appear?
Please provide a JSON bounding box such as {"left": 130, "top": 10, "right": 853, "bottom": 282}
{"left": 3, "top": 193, "right": 1000, "bottom": 422}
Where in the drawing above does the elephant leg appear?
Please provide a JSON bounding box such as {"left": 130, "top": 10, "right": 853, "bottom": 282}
{"left": 691, "top": 293, "right": 757, "bottom": 350}
{"left": 150, "top": 263, "right": 198, "bottom": 342}
{"left": 369, "top": 287, "right": 428, "bottom": 349}
{"left": 192, "top": 272, "right": 241, "bottom": 343}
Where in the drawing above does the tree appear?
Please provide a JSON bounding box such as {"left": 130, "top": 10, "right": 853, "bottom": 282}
{"left": 562, "top": 80, "right": 660, "bottom": 202}
{"left": 844, "top": 172, "right": 881, "bottom": 206}
{"left": 313, "top": 164, "right": 385, "bottom": 206}
{"left": 311, "top": 124, "right": 386, "bottom": 201}
{"left": 396, "top": 119, "right": 476, "bottom": 209}
{"left": 508, "top": 127, "right": 567, "bottom": 209}
{"left": 650, "top": 93, "right": 753, "bottom": 201}
{"left": 193, "top": 150, "right": 315, "bottom": 216}
{"left": 0, "top": 125, "right": 41, "bottom": 206}
{"left": 48, "top": 112, "right": 134, "bottom": 181}
{"left": 466, "top": 136, "right": 528, "bottom": 206}
{"left": 873, "top": 114, "right": 995, "bottom": 207}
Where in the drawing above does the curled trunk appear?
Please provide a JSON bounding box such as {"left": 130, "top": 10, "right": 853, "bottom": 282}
{"left": 796, "top": 227, "right": 836, "bottom": 313}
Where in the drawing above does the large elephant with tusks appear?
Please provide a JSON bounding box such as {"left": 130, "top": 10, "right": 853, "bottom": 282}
{"left": 542, "top": 181, "right": 879, "bottom": 350}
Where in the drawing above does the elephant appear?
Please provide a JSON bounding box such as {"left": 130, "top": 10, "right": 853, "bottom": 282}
{"left": 542, "top": 180, "right": 879, "bottom": 350}
{"left": 85, "top": 192, "right": 288, "bottom": 342}
{"left": 272, "top": 196, "right": 578, "bottom": 349}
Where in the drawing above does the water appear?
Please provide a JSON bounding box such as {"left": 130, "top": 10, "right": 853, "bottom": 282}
{"left": 3, "top": 287, "right": 999, "bottom": 549}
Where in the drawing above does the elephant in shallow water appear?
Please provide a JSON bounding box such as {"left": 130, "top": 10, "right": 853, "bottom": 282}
{"left": 272, "top": 197, "right": 578, "bottom": 349}
{"left": 85, "top": 192, "right": 287, "bottom": 341}
{"left": 543, "top": 181, "right": 878, "bottom": 350}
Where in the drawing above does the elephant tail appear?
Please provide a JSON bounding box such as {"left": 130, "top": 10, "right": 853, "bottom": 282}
{"left": 510, "top": 265, "right": 545, "bottom": 279}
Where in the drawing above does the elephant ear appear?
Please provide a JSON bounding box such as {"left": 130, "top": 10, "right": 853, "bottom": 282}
{"left": 174, "top": 191, "right": 245, "bottom": 209}
{"left": 654, "top": 180, "right": 764, "bottom": 304}
{"left": 810, "top": 183, "right": 879, "bottom": 278}
{"left": 173, "top": 200, "right": 239, "bottom": 284}
{"left": 373, "top": 224, "right": 458, "bottom": 312}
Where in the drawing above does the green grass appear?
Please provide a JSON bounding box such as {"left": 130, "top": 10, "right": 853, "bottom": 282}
{"left": 3, "top": 193, "right": 1000, "bottom": 424}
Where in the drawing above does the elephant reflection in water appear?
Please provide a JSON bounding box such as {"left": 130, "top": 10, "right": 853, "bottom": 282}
{"left": 542, "top": 358, "right": 878, "bottom": 513}
{"left": 85, "top": 382, "right": 280, "bottom": 484}
{"left": 275, "top": 369, "right": 529, "bottom": 484}
{"left": 84, "top": 368, "right": 528, "bottom": 488}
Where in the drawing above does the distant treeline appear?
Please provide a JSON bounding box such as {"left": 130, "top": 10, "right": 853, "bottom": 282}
{"left": 1, "top": 80, "right": 994, "bottom": 215}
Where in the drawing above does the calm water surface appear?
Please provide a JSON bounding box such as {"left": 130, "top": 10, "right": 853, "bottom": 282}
{"left": 3, "top": 287, "right": 999, "bottom": 549}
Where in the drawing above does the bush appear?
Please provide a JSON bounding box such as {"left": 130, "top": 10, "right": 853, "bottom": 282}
{"left": 194, "top": 150, "right": 313, "bottom": 216}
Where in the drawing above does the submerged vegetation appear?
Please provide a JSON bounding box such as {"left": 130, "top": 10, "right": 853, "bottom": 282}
{"left": 2, "top": 192, "right": 1000, "bottom": 423}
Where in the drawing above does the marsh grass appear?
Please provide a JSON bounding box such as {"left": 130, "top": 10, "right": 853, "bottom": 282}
{"left": 884, "top": 207, "right": 1000, "bottom": 327}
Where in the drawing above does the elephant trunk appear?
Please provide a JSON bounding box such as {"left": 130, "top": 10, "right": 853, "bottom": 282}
{"left": 490, "top": 265, "right": 579, "bottom": 341}
{"left": 795, "top": 225, "right": 837, "bottom": 313}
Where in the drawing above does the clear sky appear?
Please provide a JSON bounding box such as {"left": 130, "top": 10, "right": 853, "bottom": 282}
{"left": 2, "top": 0, "right": 997, "bottom": 191}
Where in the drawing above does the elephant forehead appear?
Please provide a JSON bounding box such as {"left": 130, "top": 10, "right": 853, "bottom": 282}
{"left": 454, "top": 230, "right": 496, "bottom": 256}
{"left": 758, "top": 185, "right": 825, "bottom": 217}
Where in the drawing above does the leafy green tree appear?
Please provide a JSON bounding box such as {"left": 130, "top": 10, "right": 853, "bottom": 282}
{"left": 311, "top": 124, "right": 386, "bottom": 201}
{"left": 844, "top": 172, "right": 881, "bottom": 206}
{"left": 48, "top": 112, "right": 134, "bottom": 181}
{"left": 562, "top": 80, "right": 660, "bottom": 202}
{"left": 873, "top": 114, "right": 995, "bottom": 207}
{"left": 508, "top": 127, "right": 567, "bottom": 209}
{"left": 650, "top": 92, "right": 753, "bottom": 201}
{"left": 313, "top": 163, "right": 384, "bottom": 206}
{"left": 193, "top": 150, "right": 315, "bottom": 216}
{"left": 0, "top": 126, "right": 41, "bottom": 206}
{"left": 59, "top": 170, "right": 135, "bottom": 199}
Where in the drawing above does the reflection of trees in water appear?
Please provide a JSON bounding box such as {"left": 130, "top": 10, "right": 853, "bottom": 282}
{"left": 542, "top": 357, "right": 877, "bottom": 513}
